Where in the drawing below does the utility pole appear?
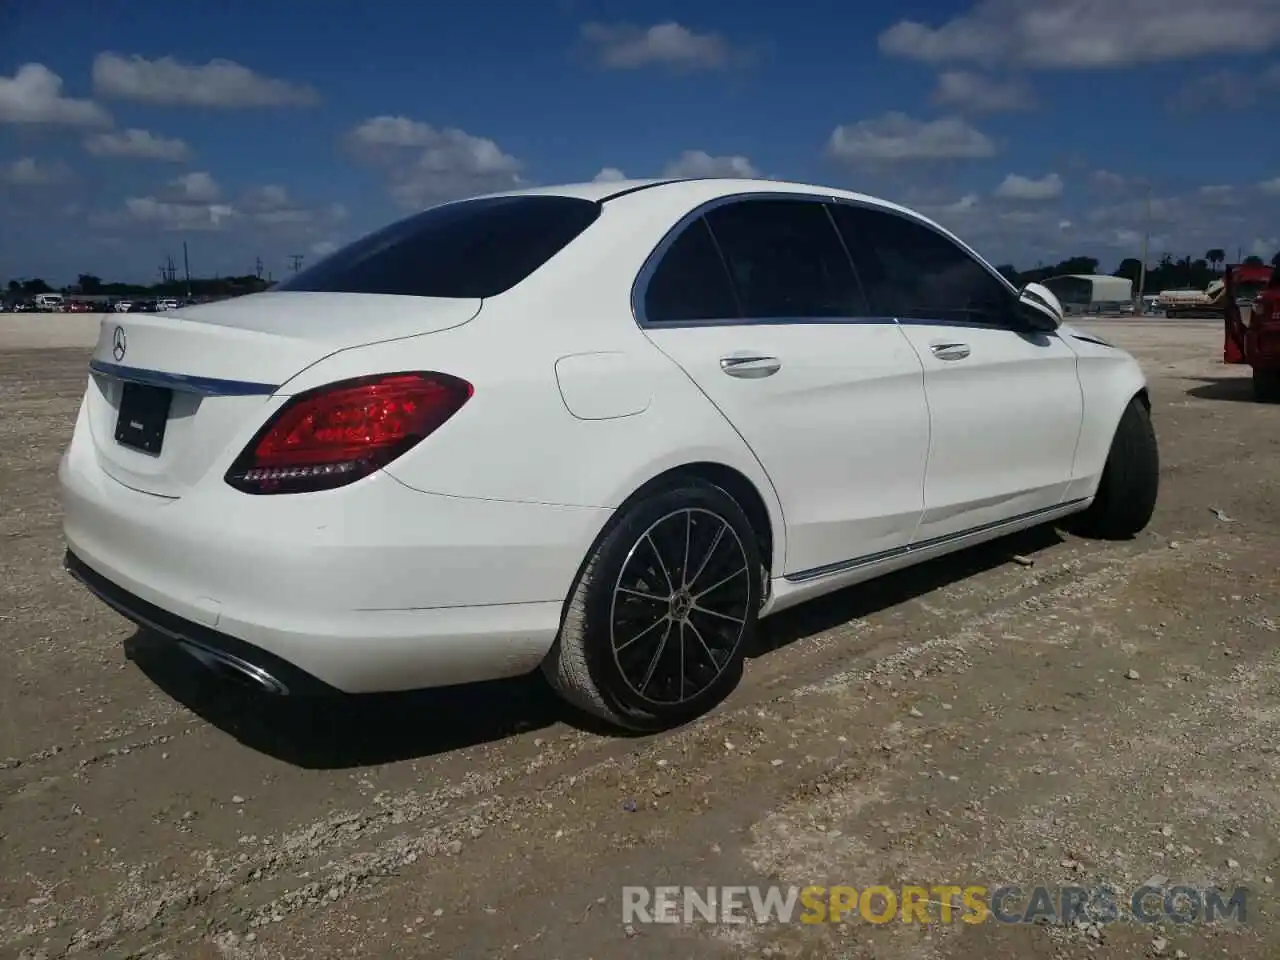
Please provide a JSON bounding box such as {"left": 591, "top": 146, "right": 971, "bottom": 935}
{"left": 1136, "top": 183, "right": 1151, "bottom": 309}
{"left": 255, "top": 256, "right": 264, "bottom": 280}
{"left": 183, "top": 241, "right": 191, "bottom": 299}
{"left": 289, "top": 254, "right": 304, "bottom": 273}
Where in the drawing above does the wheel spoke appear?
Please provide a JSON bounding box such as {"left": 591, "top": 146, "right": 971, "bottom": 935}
{"left": 617, "top": 586, "right": 669, "bottom": 604}
{"left": 644, "top": 533, "right": 674, "bottom": 593}
{"left": 615, "top": 613, "right": 670, "bottom": 653}
{"left": 685, "top": 619, "right": 720, "bottom": 671}
{"left": 678, "top": 621, "right": 687, "bottom": 697}
{"left": 690, "top": 603, "right": 744, "bottom": 625}
{"left": 693, "top": 564, "right": 747, "bottom": 601}
{"left": 686, "top": 524, "right": 726, "bottom": 592}
{"left": 638, "top": 621, "right": 672, "bottom": 694}
{"left": 681, "top": 510, "right": 693, "bottom": 588}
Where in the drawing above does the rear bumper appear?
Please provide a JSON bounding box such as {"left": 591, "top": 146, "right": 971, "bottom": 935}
{"left": 59, "top": 416, "right": 612, "bottom": 693}
{"left": 65, "top": 549, "right": 338, "bottom": 696}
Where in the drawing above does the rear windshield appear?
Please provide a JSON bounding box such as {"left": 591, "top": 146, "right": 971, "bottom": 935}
{"left": 279, "top": 195, "right": 602, "bottom": 299}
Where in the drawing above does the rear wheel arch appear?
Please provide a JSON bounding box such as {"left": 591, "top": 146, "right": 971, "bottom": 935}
{"left": 627, "top": 462, "right": 777, "bottom": 581}
{"left": 562, "top": 461, "right": 781, "bottom": 625}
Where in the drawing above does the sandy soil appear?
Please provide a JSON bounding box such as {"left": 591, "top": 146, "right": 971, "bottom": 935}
{"left": 1, "top": 318, "right": 1278, "bottom": 959}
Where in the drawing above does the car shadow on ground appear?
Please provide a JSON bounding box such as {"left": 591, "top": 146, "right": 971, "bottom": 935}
{"left": 748, "top": 524, "right": 1063, "bottom": 658}
{"left": 126, "top": 525, "right": 1066, "bottom": 770}
{"left": 1184, "top": 375, "right": 1259, "bottom": 403}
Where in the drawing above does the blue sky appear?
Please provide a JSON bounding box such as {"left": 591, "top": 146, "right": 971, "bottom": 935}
{"left": 2, "top": 0, "right": 1279, "bottom": 285}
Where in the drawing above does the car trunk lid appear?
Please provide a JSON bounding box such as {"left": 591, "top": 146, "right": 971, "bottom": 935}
{"left": 85, "top": 291, "right": 482, "bottom": 499}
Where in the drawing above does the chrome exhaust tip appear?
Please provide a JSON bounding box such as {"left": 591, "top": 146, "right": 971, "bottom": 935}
{"left": 178, "top": 641, "right": 290, "bottom": 696}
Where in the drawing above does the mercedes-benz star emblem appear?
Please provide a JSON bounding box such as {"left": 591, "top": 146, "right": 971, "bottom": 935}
{"left": 111, "top": 326, "right": 127, "bottom": 362}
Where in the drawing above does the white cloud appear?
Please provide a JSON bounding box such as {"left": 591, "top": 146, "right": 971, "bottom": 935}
{"left": 1171, "top": 62, "right": 1280, "bottom": 111}
{"left": 1259, "top": 177, "right": 1280, "bottom": 196}
{"left": 1092, "top": 169, "right": 1129, "bottom": 189}
{"left": 347, "top": 115, "right": 524, "bottom": 209}
{"left": 237, "top": 185, "right": 337, "bottom": 226}
{"left": 242, "top": 185, "right": 290, "bottom": 210}
{"left": 662, "top": 150, "right": 760, "bottom": 178}
{"left": 592, "top": 166, "right": 628, "bottom": 182}
{"left": 111, "top": 178, "right": 340, "bottom": 237}
{"left": 311, "top": 240, "right": 338, "bottom": 257}
{"left": 1250, "top": 237, "right": 1279, "bottom": 259}
{"left": 879, "top": 0, "right": 1280, "bottom": 69}
{"left": 1198, "top": 184, "right": 1237, "bottom": 205}
{"left": 581, "top": 21, "right": 742, "bottom": 71}
{"left": 0, "top": 63, "right": 111, "bottom": 126}
{"left": 0, "top": 157, "right": 71, "bottom": 186}
{"left": 993, "top": 172, "right": 1064, "bottom": 201}
{"left": 932, "top": 71, "right": 1034, "bottom": 112}
{"left": 112, "top": 171, "right": 229, "bottom": 231}
{"left": 123, "top": 197, "right": 236, "bottom": 231}
{"left": 348, "top": 115, "right": 441, "bottom": 148}
{"left": 827, "top": 113, "right": 996, "bottom": 163}
{"left": 92, "top": 53, "right": 319, "bottom": 108}
{"left": 84, "top": 127, "right": 191, "bottom": 161}
{"left": 168, "top": 171, "right": 220, "bottom": 203}
{"left": 944, "top": 193, "right": 981, "bottom": 214}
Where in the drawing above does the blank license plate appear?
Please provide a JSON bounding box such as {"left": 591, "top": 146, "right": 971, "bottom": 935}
{"left": 115, "top": 382, "right": 173, "bottom": 454}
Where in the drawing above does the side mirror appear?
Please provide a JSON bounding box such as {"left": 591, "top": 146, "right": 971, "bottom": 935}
{"left": 1014, "top": 282, "right": 1064, "bottom": 331}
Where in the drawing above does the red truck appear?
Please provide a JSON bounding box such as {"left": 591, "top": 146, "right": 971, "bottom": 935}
{"left": 1223, "top": 263, "right": 1280, "bottom": 401}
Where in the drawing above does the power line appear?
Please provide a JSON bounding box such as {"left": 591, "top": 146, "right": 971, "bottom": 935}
{"left": 289, "top": 254, "right": 304, "bottom": 273}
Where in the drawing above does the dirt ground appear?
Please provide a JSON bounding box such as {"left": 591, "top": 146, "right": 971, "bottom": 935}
{"left": 1, "top": 318, "right": 1278, "bottom": 960}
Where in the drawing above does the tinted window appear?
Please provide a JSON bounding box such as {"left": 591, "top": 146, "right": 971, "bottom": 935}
{"left": 830, "top": 204, "right": 1012, "bottom": 323}
{"left": 279, "top": 195, "right": 601, "bottom": 299}
{"left": 644, "top": 217, "right": 740, "bottom": 323}
{"left": 703, "top": 199, "right": 867, "bottom": 319}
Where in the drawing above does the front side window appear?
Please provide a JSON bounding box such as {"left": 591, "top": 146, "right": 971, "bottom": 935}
{"left": 703, "top": 199, "right": 868, "bottom": 319}
{"left": 279, "top": 195, "right": 602, "bottom": 300}
{"left": 830, "top": 204, "right": 1012, "bottom": 323}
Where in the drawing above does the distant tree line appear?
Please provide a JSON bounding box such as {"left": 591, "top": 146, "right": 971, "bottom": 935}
{"left": 5, "top": 274, "right": 275, "bottom": 300}
{"left": 996, "top": 249, "right": 1280, "bottom": 294}
{"left": 7, "top": 247, "right": 1280, "bottom": 304}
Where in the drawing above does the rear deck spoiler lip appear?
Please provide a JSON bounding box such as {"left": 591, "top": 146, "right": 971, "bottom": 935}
{"left": 88, "top": 359, "right": 279, "bottom": 397}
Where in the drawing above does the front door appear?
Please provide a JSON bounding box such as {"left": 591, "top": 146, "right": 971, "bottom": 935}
{"left": 830, "top": 203, "right": 1084, "bottom": 543}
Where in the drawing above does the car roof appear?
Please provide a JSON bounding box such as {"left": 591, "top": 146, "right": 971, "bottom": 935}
{"left": 474, "top": 177, "right": 950, "bottom": 236}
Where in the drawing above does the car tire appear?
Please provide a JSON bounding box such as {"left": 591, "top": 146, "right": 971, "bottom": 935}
{"left": 1074, "top": 395, "right": 1159, "bottom": 540}
{"left": 1253, "top": 368, "right": 1280, "bottom": 403}
{"left": 543, "top": 480, "right": 762, "bottom": 732}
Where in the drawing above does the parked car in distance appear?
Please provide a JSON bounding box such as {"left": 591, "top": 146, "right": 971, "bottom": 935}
{"left": 61, "top": 178, "right": 1160, "bottom": 731}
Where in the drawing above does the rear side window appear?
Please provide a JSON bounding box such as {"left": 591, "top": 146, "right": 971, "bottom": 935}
{"left": 644, "top": 217, "right": 740, "bottom": 323}
{"left": 279, "top": 195, "right": 601, "bottom": 299}
{"left": 704, "top": 199, "right": 867, "bottom": 319}
{"left": 830, "top": 204, "right": 1011, "bottom": 323}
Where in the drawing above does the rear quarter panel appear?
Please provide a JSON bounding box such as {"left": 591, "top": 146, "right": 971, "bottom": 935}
{"left": 274, "top": 194, "right": 791, "bottom": 574}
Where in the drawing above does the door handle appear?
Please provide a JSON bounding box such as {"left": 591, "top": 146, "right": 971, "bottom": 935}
{"left": 720, "top": 355, "right": 781, "bottom": 378}
{"left": 930, "top": 342, "right": 971, "bottom": 361}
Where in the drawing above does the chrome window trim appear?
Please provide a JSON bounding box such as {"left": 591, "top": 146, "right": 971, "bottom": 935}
{"left": 630, "top": 190, "right": 1022, "bottom": 331}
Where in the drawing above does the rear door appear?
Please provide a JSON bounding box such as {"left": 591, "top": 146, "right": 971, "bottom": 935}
{"left": 830, "top": 203, "right": 1084, "bottom": 543}
{"left": 638, "top": 196, "right": 930, "bottom": 577}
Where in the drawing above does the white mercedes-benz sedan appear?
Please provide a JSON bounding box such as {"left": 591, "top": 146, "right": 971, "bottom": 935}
{"left": 60, "top": 177, "right": 1159, "bottom": 730}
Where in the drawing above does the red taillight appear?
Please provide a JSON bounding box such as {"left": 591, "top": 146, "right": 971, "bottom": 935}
{"left": 225, "top": 371, "right": 472, "bottom": 495}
